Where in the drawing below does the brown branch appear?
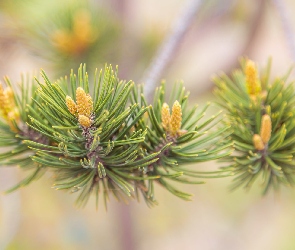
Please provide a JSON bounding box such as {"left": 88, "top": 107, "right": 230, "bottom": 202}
{"left": 220, "top": 0, "right": 267, "bottom": 74}
{"left": 189, "top": 0, "right": 267, "bottom": 97}
{"left": 116, "top": 203, "right": 137, "bottom": 250}
{"left": 142, "top": 0, "right": 205, "bottom": 101}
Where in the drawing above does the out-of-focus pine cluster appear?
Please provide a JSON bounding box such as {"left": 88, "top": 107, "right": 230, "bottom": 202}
{"left": 18, "top": 0, "right": 119, "bottom": 76}
{"left": 214, "top": 59, "right": 295, "bottom": 193}
{"left": 0, "top": 0, "right": 164, "bottom": 78}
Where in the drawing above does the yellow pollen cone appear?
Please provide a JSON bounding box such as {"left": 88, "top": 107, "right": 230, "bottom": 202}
{"left": 76, "top": 87, "right": 93, "bottom": 117}
{"left": 161, "top": 103, "right": 171, "bottom": 131}
{"left": 253, "top": 134, "right": 265, "bottom": 150}
{"left": 66, "top": 95, "right": 78, "bottom": 116}
{"left": 170, "top": 100, "right": 182, "bottom": 136}
{"left": 245, "top": 60, "right": 261, "bottom": 96}
{"left": 78, "top": 115, "right": 91, "bottom": 128}
{"left": 0, "top": 83, "right": 6, "bottom": 113}
{"left": 260, "top": 114, "right": 272, "bottom": 144}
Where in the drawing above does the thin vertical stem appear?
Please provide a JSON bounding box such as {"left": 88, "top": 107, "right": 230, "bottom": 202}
{"left": 116, "top": 203, "right": 136, "bottom": 250}
{"left": 142, "top": 0, "right": 204, "bottom": 101}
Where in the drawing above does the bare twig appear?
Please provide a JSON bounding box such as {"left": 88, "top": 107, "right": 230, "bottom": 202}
{"left": 116, "top": 203, "right": 136, "bottom": 250}
{"left": 272, "top": 0, "right": 295, "bottom": 61}
{"left": 241, "top": 0, "right": 266, "bottom": 56}
{"left": 142, "top": 0, "right": 205, "bottom": 101}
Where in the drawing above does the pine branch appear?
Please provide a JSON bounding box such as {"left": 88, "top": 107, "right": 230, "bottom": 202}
{"left": 0, "top": 75, "right": 49, "bottom": 192}
{"left": 214, "top": 58, "right": 295, "bottom": 193}
{"left": 0, "top": 57, "right": 234, "bottom": 208}
{"left": 132, "top": 81, "right": 232, "bottom": 202}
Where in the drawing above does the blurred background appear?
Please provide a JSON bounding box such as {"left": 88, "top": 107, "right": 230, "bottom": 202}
{"left": 1, "top": 0, "right": 295, "bottom": 249}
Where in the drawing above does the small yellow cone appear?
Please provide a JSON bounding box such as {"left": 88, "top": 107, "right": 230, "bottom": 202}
{"left": 170, "top": 100, "right": 182, "bottom": 136}
{"left": 245, "top": 60, "right": 261, "bottom": 96}
{"left": 253, "top": 134, "right": 265, "bottom": 150}
{"left": 76, "top": 87, "right": 93, "bottom": 117}
{"left": 260, "top": 114, "right": 272, "bottom": 144}
{"left": 66, "top": 95, "right": 78, "bottom": 116}
{"left": 161, "top": 103, "right": 171, "bottom": 131}
{"left": 78, "top": 115, "right": 91, "bottom": 128}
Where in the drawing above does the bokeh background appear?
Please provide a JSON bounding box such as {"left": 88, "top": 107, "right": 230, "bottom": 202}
{"left": 1, "top": 0, "right": 295, "bottom": 249}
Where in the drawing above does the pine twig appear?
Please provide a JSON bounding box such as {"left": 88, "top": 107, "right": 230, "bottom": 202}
{"left": 142, "top": 0, "right": 204, "bottom": 101}
{"left": 117, "top": 204, "right": 136, "bottom": 250}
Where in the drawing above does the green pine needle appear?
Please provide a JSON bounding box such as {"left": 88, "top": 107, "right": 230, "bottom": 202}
{"left": 214, "top": 58, "right": 295, "bottom": 193}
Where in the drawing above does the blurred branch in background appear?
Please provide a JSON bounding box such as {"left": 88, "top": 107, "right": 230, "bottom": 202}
{"left": 189, "top": 0, "right": 237, "bottom": 35}
{"left": 108, "top": 0, "right": 131, "bottom": 79}
{"left": 116, "top": 203, "right": 136, "bottom": 250}
{"left": 141, "top": 0, "right": 267, "bottom": 99}
{"left": 241, "top": 0, "right": 266, "bottom": 56}
{"left": 220, "top": 0, "right": 267, "bottom": 75}
{"left": 187, "top": 0, "right": 267, "bottom": 96}
{"left": 272, "top": 0, "right": 295, "bottom": 61}
{"left": 108, "top": 0, "right": 129, "bottom": 20}
{"left": 142, "top": 0, "right": 204, "bottom": 101}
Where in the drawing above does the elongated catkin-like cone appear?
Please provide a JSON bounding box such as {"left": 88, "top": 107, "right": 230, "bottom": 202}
{"left": 260, "top": 114, "right": 272, "bottom": 144}
{"left": 78, "top": 114, "right": 91, "bottom": 128}
{"left": 161, "top": 103, "right": 171, "bottom": 131}
{"left": 66, "top": 95, "right": 78, "bottom": 116}
{"left": 76, "top": 87, "right": 93, "bottom": 117}
{"left": 170, "top": 100, "right": 182, "bottom": 136}
{"left": 253, "top": 134, "right": 265, "bottom": 150}
{"left": 245, "top": 60, "right": 261, "bottom": 96}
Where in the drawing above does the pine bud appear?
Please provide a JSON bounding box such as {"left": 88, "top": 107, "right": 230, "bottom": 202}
{"left": 170, "top": 100, "right": 182, "bottom": 136}
{"left": 3, "top": 90, "right": 12, "bottom": 114}
{"left": 253, "top": 134, "right": 265, "bottom": 150}
{"left": 66, "top": 95, "right": 78, "bottom": 116}
{"left": 0, "top": 84, "right": 19, "bottom": 131}
{"left": 76, "top": 87, "right": 93, "bottom": 117}
{"left": 8, "top": 108, "right": 20, "bottom": 122}
{"left": 260, "top": 114, "right": 272, "bottom": 144}
{"left": 0, "top": 83, "right": 6, "bottom": 112}
{"left": 161, "top": 103, "right": 171, "bottom": 131}
{"left": 245, "top": 60, "right": 261, "bottom": 96}
{"left": 78, "top": 114, "right": 91, "bottom": 128}
{"left": 0, "top": 84, "right": 17, "bottom": 120}
{"left": 73, "top": 10, "right": 93, "bottom": 42}
{"left": 4, "top": 87, "right": 14, "bottom": 100}
{"left": 51, "top": 29, "right": 73, "bottom": 54}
